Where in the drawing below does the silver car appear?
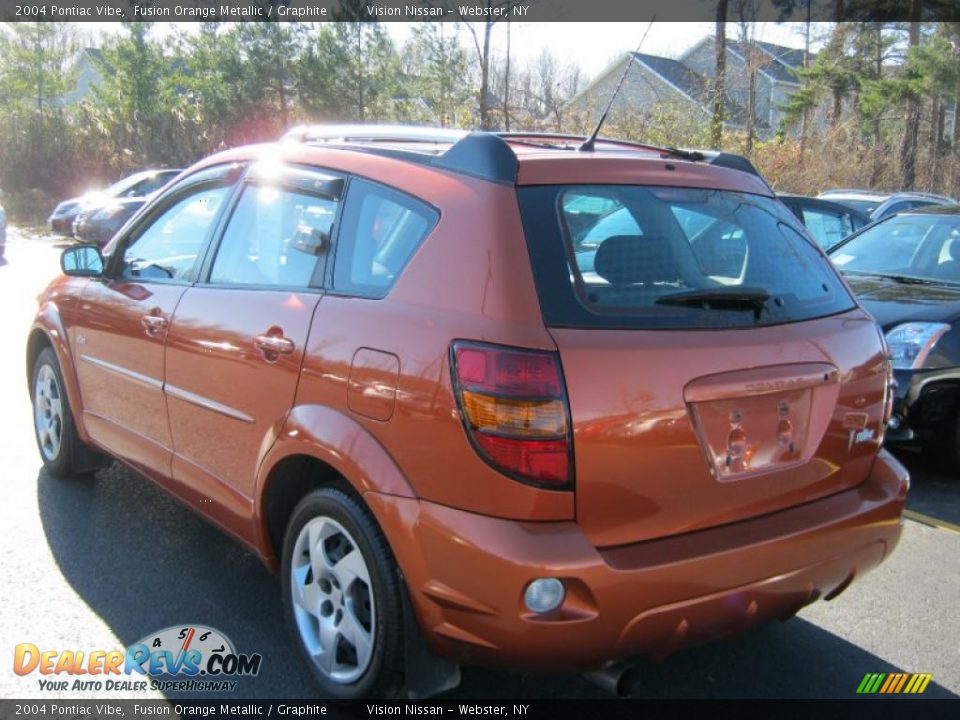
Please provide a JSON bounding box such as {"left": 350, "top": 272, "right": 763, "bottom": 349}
{"left": 818, "top": 189, "right": 957, "bottom": 221}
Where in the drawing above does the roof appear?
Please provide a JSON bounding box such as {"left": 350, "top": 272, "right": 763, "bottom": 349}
{"left": 276, "top": 125, "right": 771, "bottom": 189}
{"left": 726, "top": 39, "right": 810, "bottom": 85}
{"left": 631, "top": 52, "right": 755, "bottom": 127}
{"left": 818, "top": 190, "right": 889, "bottom": 201}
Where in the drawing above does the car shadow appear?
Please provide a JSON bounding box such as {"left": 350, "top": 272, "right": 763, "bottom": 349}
{"left": 37, "top": 463, "right": 957, "bottom": 701}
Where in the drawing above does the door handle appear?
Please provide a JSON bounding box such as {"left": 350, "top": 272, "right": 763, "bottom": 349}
{"left": 140, "top": 313, "right": 168, "bottom": 336}
{"left": 254, "top": 334, "right": 295, "bottom": 360}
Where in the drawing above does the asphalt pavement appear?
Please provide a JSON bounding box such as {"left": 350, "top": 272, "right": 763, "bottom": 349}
{"left": 1, "top": 229, "right": 957, "bottom": 701}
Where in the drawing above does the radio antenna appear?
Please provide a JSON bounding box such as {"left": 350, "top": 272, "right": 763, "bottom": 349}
{"left": 579, "top": 18, "right": 656, "bottom": 152}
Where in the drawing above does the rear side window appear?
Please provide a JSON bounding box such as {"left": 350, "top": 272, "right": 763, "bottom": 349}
{"left": 333, "top": 179, "right": 438, "bottom": 299}
{"left": 801, "top": 206, "right": 855, "bottom": 249}
{"left": 518, "top": 185, "right": 856, "bottom": 330}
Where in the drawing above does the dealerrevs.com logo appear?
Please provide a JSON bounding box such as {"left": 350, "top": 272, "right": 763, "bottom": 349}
{"left": 13, "top": 625, "right": 263, "bottom": 693}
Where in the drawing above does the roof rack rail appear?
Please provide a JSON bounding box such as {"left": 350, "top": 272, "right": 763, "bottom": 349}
{"left": 284, "top": 124, "right": 518, "bottom": 184}
{"left": 282, "top": 124, "right": 467, "bottom": 145}
{"left": 281, "top": 124, "right": 768, "bottom": 186}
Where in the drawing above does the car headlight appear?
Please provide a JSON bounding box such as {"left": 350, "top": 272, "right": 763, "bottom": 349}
{"left": 885, "top": 322, "right": 951, "bottom": 370}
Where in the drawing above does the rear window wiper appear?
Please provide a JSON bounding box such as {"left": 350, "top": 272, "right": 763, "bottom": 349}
{"left": 655, "top": 287, "right": 771, "bottom": 317}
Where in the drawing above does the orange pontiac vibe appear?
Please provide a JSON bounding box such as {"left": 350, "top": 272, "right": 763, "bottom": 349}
{"left": 28, "top": 126, "right": 908, "bottom": 698}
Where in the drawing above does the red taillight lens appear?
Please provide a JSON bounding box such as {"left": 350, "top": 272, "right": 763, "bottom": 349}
{"left": 454, "top": 346, "right": 562, "bottom": 396}
{"left": 451, "top": 341, "right": 572, "bottom": 488}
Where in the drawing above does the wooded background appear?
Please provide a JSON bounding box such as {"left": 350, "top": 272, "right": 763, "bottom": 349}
{"left": 1, "top": 8, "right": 959, "bottom": 222}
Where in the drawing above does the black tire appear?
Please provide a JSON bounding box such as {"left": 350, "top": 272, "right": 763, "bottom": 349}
{"left": 31, "top": 346, "right": 102, "bottom": 477}
{"left": 282, "top": 487, "right": 404, "bottom": 699}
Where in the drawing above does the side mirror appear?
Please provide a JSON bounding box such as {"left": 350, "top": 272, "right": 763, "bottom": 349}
{"left": 61, "top": 245, "right": 104, "bottom": 277}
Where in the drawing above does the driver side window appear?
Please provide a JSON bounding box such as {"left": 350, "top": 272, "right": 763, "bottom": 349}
{"left": 121, "top": 185, "right": 229, "bottom": 281}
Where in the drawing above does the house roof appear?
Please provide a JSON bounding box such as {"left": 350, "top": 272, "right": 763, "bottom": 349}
{"left": 632, "top": 52, "right": 756, "bottom": 127}
{"left": 726, "top": 39, "right": 812, "bottom": 85}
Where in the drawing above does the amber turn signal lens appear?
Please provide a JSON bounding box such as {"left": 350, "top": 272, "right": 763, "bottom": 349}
{"left": 462, "top": 391, "right": 567, "bottom": 437}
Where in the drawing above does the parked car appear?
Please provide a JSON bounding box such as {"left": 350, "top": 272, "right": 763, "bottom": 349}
{"left": 29, "top": 126, "right": 908, "bottom": 699}
{"left": 48, "top": 169, "right": 181, "bottom": 237}
{"left": 0, "top": 195, "right": 6, "bottom": 260}
{"left": 73, "top": 196, "right": 150, "bottom": 247}
{"left": 818, "top": 188, "right": 957, "bottom": 222}
{"left": 828, "top": 206, "right": 960, "bottom": 470}
{"left": 777, "top": 194, "right": 870, "bottom": 250}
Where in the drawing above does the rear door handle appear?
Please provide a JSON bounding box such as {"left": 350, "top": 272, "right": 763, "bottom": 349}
{"left": 141, "top": 313, "right": 168, "bottom": 336}
{"left": 254, "top": 334, "right": 295, "bottom": 360}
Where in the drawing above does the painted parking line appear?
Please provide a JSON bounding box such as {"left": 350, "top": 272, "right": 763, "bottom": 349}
{"left": 903, "top": 509, "right": 960, "bottom": 536}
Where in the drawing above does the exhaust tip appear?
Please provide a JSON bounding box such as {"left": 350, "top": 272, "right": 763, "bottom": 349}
{"left": 583, "top": 663, "right": 640, "bottom": 697}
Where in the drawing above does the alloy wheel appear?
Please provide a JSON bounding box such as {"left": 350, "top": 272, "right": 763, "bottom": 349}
{"left": 290, "top": 515, "right": 375, "bottom": 684}
{"left": 34, "top": 364, "right": 64, "bottom": 462}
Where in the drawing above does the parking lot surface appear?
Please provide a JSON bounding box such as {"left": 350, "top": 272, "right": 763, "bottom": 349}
{"left": 1, "top": 229, "right": 958, "bottom": 700}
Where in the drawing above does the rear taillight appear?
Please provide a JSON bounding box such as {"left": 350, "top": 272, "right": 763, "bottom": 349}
{"left": 451, "top": 341, "right": 572, "bottom": 488}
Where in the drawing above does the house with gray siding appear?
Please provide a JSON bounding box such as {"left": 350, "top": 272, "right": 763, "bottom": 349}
{"left": 680, "top": 37, "right": 814, "bottom": 132}
{"left": 569, "top": 38, "right": 813, "bottom": 138}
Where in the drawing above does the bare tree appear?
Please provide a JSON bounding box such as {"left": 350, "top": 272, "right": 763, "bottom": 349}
{"left": 899, "top": 0, "right": 923, "bottom": 188}
{"left": 456, "top": 1, "right": 526, "bottom": 129}
{"left": 711, "top": 0, "right": 729, "bottom": 149}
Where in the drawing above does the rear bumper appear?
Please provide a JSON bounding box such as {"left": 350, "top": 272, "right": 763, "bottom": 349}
{"left": 366, "top": 450, "right": 908, "bottom": 672}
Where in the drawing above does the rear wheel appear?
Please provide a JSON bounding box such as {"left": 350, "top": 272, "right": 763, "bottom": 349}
{"left": 282, "top": 487, "right": 404, "bottom": 699}
{"left": 32, "top": 347, "right": 98, "bottom": 477}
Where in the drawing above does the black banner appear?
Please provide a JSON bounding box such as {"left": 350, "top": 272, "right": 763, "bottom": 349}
{"left": 2, "top": 0, "right": 960, "bottom": 23}
{"left": 2, "top": 699, "right": 960, "bottom": 720}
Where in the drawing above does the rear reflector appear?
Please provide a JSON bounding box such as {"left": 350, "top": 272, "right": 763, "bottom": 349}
{"left": 451, "top": 341, "right": 572, "bottom": 488}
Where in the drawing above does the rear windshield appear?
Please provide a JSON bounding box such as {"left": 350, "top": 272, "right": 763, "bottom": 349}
{"left": 517, "top": 185, "right": 856, "bottom": 330}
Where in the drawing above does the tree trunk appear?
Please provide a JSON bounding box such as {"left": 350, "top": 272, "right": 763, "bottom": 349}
{"left": 830, "top": 2, "right": 846, "bottom": 128}
{"left": 799, "top": 2, "right": 811, "bottom": 160}
{"left": 869, "top": 24, "right": 884, "bottom": 186}
{"left": 504, "top": 19, "right": 511, "bottom": 131}
{"left": 746, "top": 66, "right": 756, "bottom": 155}
{"left": 711, "top": 0, "right": 729, "bottom": 149}
{"left": 899, "top": 4, "right": 922, "bottom": 189}
{"left": 479, "top": 20, "right": 493, "bottom": 129}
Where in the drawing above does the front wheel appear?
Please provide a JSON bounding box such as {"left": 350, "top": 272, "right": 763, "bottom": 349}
{"left": 282, "top": 488, "right": 405, "bottom": 699}
{"left": 32, "top": 347, "right": 97, "bottom": 477}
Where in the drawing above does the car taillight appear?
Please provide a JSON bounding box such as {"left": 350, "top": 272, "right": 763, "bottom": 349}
{"left": 451, "top": 341, "right": 572, "bottom": 488}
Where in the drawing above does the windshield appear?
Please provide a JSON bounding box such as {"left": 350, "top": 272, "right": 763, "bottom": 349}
{"left": 518, "top": 185, "right": 856, "bottom": 330}
{"left": 829, "top": 213, "right": 960, "bottom": 285}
